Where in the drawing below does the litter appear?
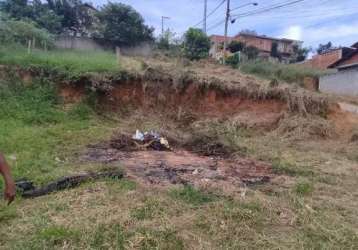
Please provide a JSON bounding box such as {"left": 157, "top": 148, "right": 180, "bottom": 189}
{"left": 131, "top": 130, "right": 171, "bottom": 151}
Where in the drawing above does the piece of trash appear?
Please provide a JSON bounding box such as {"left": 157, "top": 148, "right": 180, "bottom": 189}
{"left": 160, "top": 137, "right": 170, "bottom": 150}
{"left": 133, "top": 130, "right": 144, "bottom": 141}
{"left": 130, "top": 130, "right": 171, "bottom": 151}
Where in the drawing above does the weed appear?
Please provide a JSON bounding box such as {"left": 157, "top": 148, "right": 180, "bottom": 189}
{"left": 136, "top": 228, "right": 184, "bottom": 250}
{"left": 169, "top": 185, "right": 217, "bottom": 207}
{"left": 0, "top": 205, "right": 17, "bottom": 223}
{"left": 91, "top": 224, "right": 127, "bottom": 250}
{"left": 131, "top": 199, "right": 164, "bottom": 220}
{"left": 240, "top": 60, "right": 325, "bottom": 85}
{"left": 294, "top": 181, "right": 314, "bottom": 195}
{"left": 21, "top": 226, "right": 81, "bottom": 249}
{"left": 271, "top": 158, "right": 314, "bottom": 177}
{"left": 68, "top": 102, "right": 94, "bottom": 121}
{"left": 107, "top": 179, "right": 137, "bottom": 192}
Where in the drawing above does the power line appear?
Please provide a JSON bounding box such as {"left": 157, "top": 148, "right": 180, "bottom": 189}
{"left": 207, "top": 19, "right": 226, "bottom": 31}
{"left": 192, "top": 0, "right": 226, "bottom": 28}
{"left": 231, "top": 0, "right": 306, "bottom": 18}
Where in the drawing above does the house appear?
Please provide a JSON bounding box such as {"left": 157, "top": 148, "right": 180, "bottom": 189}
{"left": 319, "top": 42, "right": 358, "bottom": 96}
{"left": 209, "top": 33, "right": 302, "bottom": 62}
{"left": 328, "top": 49, "right": 358, "bottom": 71}
{"left": 303, "top": 46, "right": 356, "bottom": 70}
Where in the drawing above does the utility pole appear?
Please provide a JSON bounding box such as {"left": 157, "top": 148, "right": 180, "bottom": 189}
{"left": 161, "top": 16, "right": 170, "bottom": 38}
{"left": 203, "top": 0, "right": 208, "bottom": 33}
{"left": 223, "top": 0, "right": 231, "bottom": 64}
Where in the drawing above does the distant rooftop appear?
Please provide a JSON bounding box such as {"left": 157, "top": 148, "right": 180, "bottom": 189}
{"left": 210, "top": 33, "right": 302, "bottom": 43}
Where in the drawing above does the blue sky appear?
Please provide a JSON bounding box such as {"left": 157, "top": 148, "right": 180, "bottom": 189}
{"left": 92, "top": 0, "right": 358, "bottom": 49}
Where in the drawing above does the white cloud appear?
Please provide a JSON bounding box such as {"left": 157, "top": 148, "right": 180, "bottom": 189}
{"left": 278, "top": 21, "right": 358, "bottom": 47}
{"left": 282, "top": 25, "right": 302, "bottom": 41}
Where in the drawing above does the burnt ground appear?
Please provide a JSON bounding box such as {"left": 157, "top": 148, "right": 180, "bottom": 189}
{"left": 82, "top": 134, "right": 273, "bottom": 195}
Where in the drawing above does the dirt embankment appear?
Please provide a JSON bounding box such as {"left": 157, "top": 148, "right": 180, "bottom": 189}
{"left": 1, "top": 63, "right": 351, "bottom": 135}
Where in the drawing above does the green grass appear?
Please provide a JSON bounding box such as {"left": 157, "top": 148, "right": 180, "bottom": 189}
{"left": 0, "top": 45, "right": 120, "bottom": 78}
{"left": 0, "top": 79, "right": 115, "bottom": 187}
{"left": 271, "top": 158, "right": 314, "bottom": 177}
{"left": 240, "top": 60, "right": 325, "bottom": 85}
{"left": 169, "top": 185, "right": 217, "bottom": 207}
{"left": 294, "top": 181, "right": 314, "bottom": 196}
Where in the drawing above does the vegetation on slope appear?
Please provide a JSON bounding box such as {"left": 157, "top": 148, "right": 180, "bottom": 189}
{"left": 0, "top": 46, "right": 121, "bottom": 78}
{"left": 240, "top": 60, "right": 326, "bottom": 85}
{"left": 0, "top": 78, "right": 116, "bottom": 186}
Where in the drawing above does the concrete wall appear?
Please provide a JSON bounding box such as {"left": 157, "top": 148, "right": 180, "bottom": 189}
{"left": 55, "top": 36, "right": 104, "bottom": 50}
{"left": 319, "top": 68, "right": 358, "bottom": 96}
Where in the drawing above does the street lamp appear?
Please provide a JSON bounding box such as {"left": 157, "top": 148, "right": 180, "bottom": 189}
{"left": 230, "top": 2, "right": 258, "bottom": 23}
{"left": 231, "top": 2, "right": 258, "bottom": 12}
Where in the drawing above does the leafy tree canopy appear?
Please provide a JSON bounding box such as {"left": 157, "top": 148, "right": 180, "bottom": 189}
{"left": 317, "top": 42, "right": 333, "bottom": 55}
{"left": 183, "top": 28, "right": 210, "bottom": 60}
{"left": 228, "top": 40, "right": 245, "bottom": 53}
{"left": 94, "top": 3, "right": 154, "bottom": 47}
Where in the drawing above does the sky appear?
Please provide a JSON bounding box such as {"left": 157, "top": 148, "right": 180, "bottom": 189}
{"left": 92, "top": 0, "right": 358, "bottom": 49}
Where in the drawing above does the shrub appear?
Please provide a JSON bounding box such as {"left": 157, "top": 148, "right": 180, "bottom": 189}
{"left": 226, "top": 53, "right": 240, "bottom": 68}
{"left": 0, "top": 19, "right": 54, "bottom": 48}
{"left": 240, "top": 60, "right": 324, "bottom": 84}
{"left": 183, "top": 28, "right": 210, "bottom": 60}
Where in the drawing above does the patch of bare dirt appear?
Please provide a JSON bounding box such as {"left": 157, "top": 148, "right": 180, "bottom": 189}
{"left": 82, "top": 137, "right": 273, "bottom": 194}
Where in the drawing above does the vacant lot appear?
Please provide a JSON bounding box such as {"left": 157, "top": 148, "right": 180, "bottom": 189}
{"left": 0, "top": 50, "right": 357, "bottom": 249}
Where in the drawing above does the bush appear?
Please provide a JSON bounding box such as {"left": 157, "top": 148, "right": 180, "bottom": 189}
{"left": 240, "top": 60, "right": 324, "bottom": 84}
{"left": 0, "top": 19, "right": 54, "bottom": 48}
{"left": 226, "top": 53, "right": 240, "bottom": 68}
{"left": 183, "top": 28, "right": 210, "bottom": 60}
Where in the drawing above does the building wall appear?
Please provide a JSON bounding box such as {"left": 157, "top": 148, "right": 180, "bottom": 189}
{"left": 237, "top": 36, "right": 272, "bottom": 52}
{"left": 303, "top": 49, "right": 342, "bottom": 69}
{"left": 338, "top": 53, "right": 358, "bottom": 67}
{"left": 319, "top": 68, "right": 358, "bottom": 96}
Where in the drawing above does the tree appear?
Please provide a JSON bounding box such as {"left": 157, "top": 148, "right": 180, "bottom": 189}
{"left": 291, "top": 45, "right": 310, "bottom": 63}
{"left": 317, "top": 41, "right": 333, "bottom": 54}
{"left": 183, "top": 28, "right": 210, "bottom": 60}
{"left": 0, "top": 0, "right": 63, "bottom": 34}
{"left": 228, "top": 40, "right": 245, "bottom": 53}
{"left": 0, "top": 17, "right": 54, "bottom": 47}
{"left": 157, "top": 29, "right": 176, "bottom": 50}
{"left": 0, "top": 0, "right": 33, "bottom": 20}
{"left": 32, "top": 0, "right": 63, "bottom": 34}
{"left": 94, "top": 3, "right": 154, "bottom": 47}
{"left": 244, "top": 46, "right": 259, "bottom": 60}
{"left": 46, "top": 0, "right": 94, "bottom": 36}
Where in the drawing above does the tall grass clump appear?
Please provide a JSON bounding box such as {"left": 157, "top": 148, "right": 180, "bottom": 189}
{"left": 240, "top": 60, "right": 325, "bottom": 85}
{"left": 0, "top": 46, "right": 120, "bottom": 78}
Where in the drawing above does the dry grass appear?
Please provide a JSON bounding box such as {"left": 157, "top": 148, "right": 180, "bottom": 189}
{"left": 1, "top": 55, "right": 358, "bottom": 249}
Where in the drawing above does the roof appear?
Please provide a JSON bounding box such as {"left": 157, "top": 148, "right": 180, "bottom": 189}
{"left": 210, "top": 33, "right": 302, "bottom": 44}
{"left": 328, "top": 49, "right": 358, "bottom": 68}
{"left": 210, "top": 35, "right": 231, "bottom": 43}
{"left": 352, "top": 42, "right": 358, "bottom": 49}
{"left": 234, "top": 33, "right": 302, "bottom": 43}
